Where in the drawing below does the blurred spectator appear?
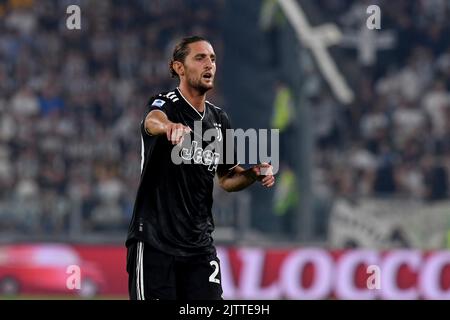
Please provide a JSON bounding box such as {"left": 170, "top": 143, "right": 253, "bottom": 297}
{"left": 422, "top": 155, "right": 449, "bottom": 201}
{"left": 315, "top": 0, "right": 450, "bottom": 205}
{"left": 2, "top": 0, "right": 450, "bottom": 239}
{"left": 0, "top": 0, "right": 225, "bottom": 235}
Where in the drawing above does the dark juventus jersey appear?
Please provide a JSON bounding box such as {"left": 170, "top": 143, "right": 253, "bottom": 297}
{"left": 126, "top": 88, "right": 238, "bottom": 257}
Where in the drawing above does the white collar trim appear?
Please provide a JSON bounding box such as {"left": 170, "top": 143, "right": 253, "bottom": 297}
{"left": 176, "top": 87, "right": 206, "bottom": 120}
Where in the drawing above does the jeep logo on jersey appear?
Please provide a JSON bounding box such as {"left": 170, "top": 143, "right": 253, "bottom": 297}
{"left": 170, "top": 120, "right": 280, "bottom": 175}
{"left": 170, "top": 121, "right": 224, "bottom": 172}
{"left": 181, "top": 141, "right": 220, "bottom": 171}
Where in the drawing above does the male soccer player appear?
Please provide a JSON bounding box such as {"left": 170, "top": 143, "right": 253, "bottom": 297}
{"left": 126, "top": 36, "right": 275, "bottom": 300}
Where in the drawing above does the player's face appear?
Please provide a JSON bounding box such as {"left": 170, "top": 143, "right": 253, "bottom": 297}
{"left": 183, "top": 41, "right": 216, "bottom": 94}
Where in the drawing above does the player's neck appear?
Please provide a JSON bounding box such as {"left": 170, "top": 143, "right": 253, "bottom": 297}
{"left": 178, "top": 84, "right": 206, "bottom": 112}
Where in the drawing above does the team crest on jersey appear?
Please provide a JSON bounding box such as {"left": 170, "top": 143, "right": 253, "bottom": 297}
{"left": 213, "top": 122, "right": 222, "bottom": 142}
{"left": 151, "top": 99, "right": 166, "bottom": 108}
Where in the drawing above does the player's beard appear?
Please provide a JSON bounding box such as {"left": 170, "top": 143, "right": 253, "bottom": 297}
{"left": 186, "top": 72, "right": 214, "bottom": 95}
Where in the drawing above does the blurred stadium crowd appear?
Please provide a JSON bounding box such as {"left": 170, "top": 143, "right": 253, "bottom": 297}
{"left": 0, "top": 0, "right": 450, "bottom": 240}
{"left": 311, "top": 0, "right": 450, "bottom": 202}
{"left": 0, "top": 0, "right": 224, "bottom": 234}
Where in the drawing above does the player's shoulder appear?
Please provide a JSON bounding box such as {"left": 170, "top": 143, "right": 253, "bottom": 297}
{"left": 206, "top": 100, "right": 222, "bottom": 111}
{"left": 206, "top": 100, "right": 234, "bottom": 128}
{"left": 206, "top": 100, "right": 227, "bottom": 117}
{"left": 158, "top": 89, "right": 180, "bottom": 103}
{"left": 147, "top": 89, "right": 179, "bottom": 108}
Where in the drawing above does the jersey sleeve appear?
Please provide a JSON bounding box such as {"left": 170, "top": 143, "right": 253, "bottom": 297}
{"left": 142, "top": 96, "right": 171, "bottom": 136}
{"left": 146, "top": 96, "right": 169, "bottom": 116}
{"left": 218, "top": 110, "right": 240, "bottom": 173}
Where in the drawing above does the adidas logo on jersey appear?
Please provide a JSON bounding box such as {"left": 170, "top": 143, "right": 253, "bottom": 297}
{"left": 163, "top": 91, "right": 179, "bottom": 102}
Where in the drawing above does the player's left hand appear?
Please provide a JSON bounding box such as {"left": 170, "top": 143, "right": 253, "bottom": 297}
{"left": 251, "top": 162, "right": 275, "bottom": 188}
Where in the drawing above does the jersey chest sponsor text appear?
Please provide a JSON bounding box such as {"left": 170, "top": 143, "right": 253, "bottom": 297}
{"left": 181, "top": 140, "right": 220, "bottom": 172}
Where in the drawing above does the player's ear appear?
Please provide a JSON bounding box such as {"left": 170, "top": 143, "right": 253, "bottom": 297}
{"left": 173, "top": 61, "right": 184, "bottom": 77}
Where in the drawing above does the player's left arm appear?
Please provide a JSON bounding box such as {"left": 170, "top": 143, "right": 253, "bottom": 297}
{"left": 217, "top": 162, "right": 275, "bottom": 192}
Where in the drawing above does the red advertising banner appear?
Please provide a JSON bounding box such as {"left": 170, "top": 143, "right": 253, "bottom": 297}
{"left": 1, "top": 244, "right": 450, "bottom": 299}
{"left": 216, "top": 247, "right": 450, "bottom": 300}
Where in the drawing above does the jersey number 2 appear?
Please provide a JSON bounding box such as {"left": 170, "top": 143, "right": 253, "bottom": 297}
{"left": 209, "top": 261, "right": 220, "bottom": 284}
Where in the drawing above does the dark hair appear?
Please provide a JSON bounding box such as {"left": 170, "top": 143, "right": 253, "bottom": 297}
{"left": 169, "top": 36, "right": 210, "bottom": 78}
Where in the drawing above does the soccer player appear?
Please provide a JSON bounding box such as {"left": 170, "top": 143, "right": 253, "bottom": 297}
{"left": 126, "top": 36, "right": 275, "bottom": 300}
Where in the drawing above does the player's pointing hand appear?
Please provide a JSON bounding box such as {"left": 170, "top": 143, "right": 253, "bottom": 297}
{"left": 166, "top": 123, "right": 191, "bottom": 145}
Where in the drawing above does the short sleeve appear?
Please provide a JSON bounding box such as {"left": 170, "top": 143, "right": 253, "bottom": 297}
{"left": 142, "top": 97, "right": 170, "bottom": 136}
{"left": 145, "top": 97, "right": 168, "bottom": 117}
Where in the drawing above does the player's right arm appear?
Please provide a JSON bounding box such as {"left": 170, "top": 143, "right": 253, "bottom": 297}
{"left": 145, "top": 110, "right": 190, "bottom": 145}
